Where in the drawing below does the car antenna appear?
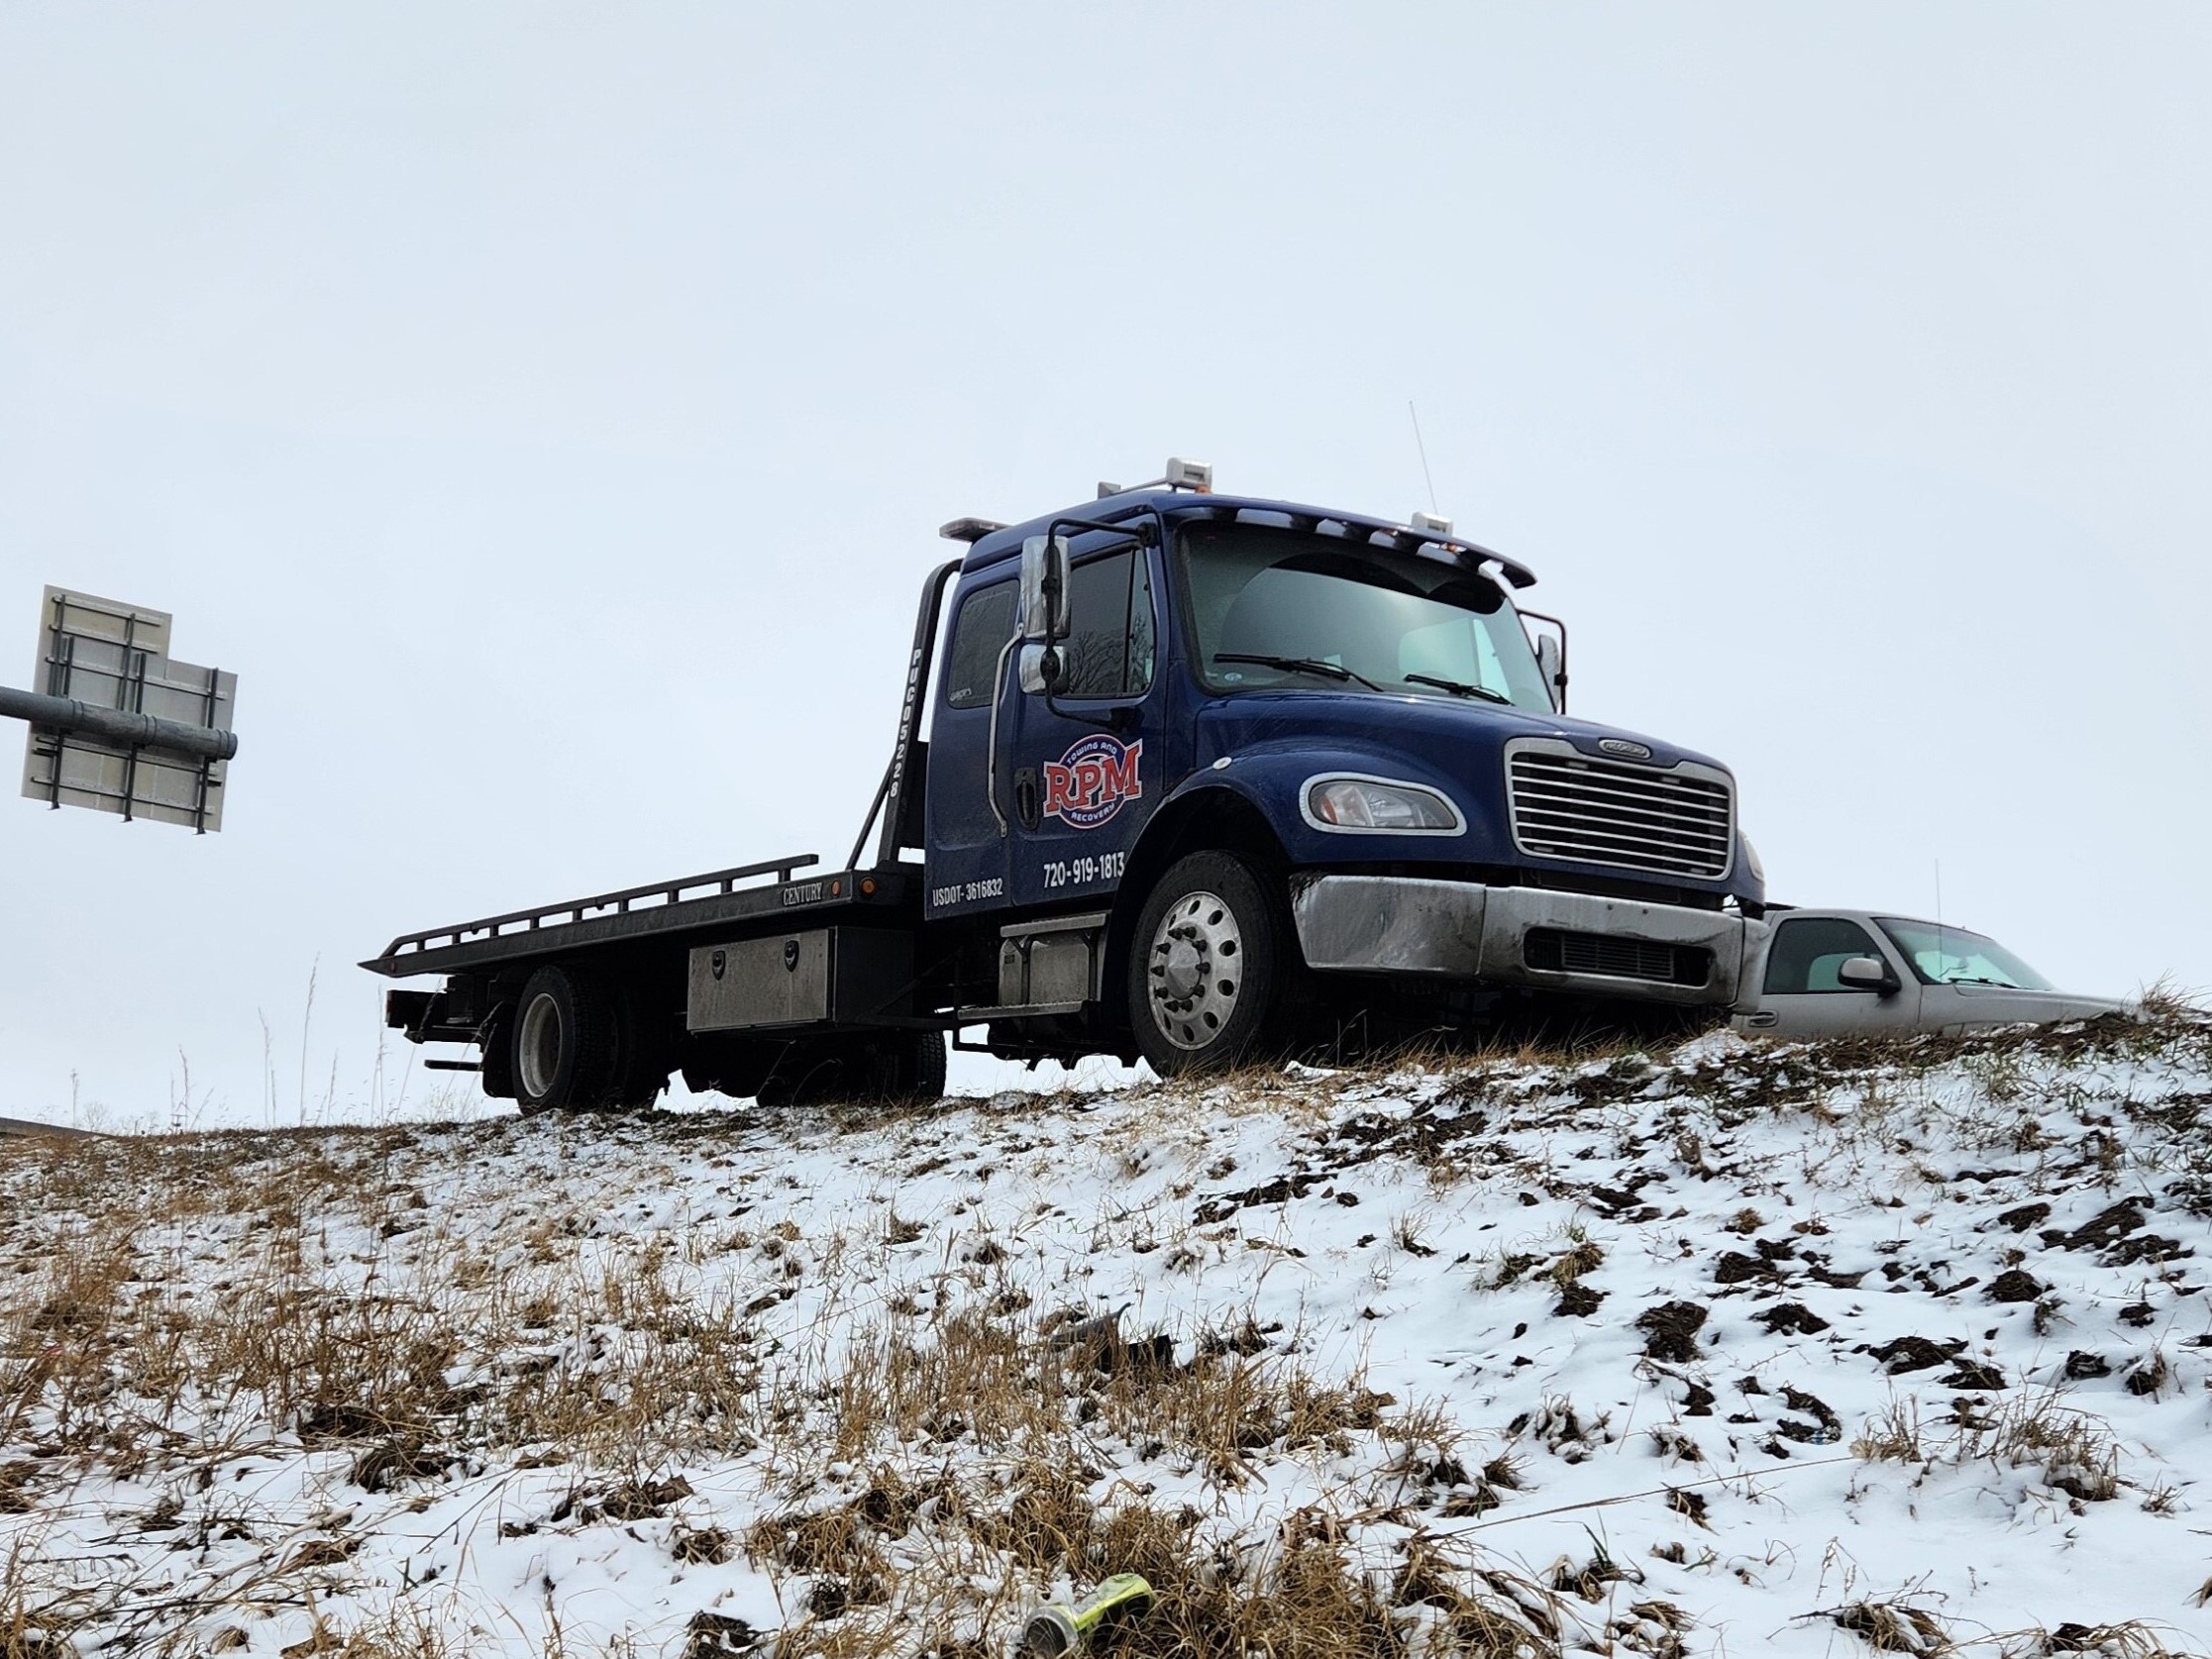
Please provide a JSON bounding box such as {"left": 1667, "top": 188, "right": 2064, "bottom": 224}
{"left": 1409, "top": 400, "right": 1439, "bottom": 517}
{"left": 1935, "top": 858, "right": 1949, "bottom": 980}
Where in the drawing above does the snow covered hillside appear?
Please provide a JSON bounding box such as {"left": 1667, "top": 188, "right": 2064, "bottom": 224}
{"left": 4, "top": 1012, "right": 2211, "bottom": 1658}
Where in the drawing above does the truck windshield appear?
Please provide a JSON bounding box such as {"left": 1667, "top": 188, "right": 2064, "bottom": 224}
{"left": 1875, "top": 917, "right": 2055, "bottom": 990}
{"left": 1178, "top": 522, "right": 1553, "bottom": 710}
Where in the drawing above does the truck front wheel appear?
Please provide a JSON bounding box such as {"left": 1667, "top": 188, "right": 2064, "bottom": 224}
{"left": 511, "top": 965, "right": 617, "bottom": 1113}
{"left": 1127, "top": 852, "right": 1289, "bottom": 1076}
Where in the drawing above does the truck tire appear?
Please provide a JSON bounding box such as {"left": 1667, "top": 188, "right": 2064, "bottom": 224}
{"left": 510, "top": 965, "right": 618, "bottom": 1114}
{"left": 604, "top": 985, "right": 673, "bottom": 1110}
{"left": 902, "top": 1030, "right": 948, "bottom": 1102}
{"left": 756, "top": 1044, "right": 845, "bottom": 1109}
{"left": 864, "top": 1030, "right": 947, "bottom": 1103}
{"left": 1126, "top": 852, "right": 1289, "bottom": 1076}
{"left": 754, "top": 1033, "right": 947, "bottom": 1109}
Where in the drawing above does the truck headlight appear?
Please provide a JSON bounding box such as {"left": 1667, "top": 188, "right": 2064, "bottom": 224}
{"left": 1304, "top": 776, "right": 1465, "bottom": 834}
{"left": 1742, "top": 836, "right": 1765, "bottom": 883}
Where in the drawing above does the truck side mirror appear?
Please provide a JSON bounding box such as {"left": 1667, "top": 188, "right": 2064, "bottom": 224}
{"left": 1020, "top": 535, "right": 1071, "bottom": 643}
{"left": 1838, "top": 956, "right": 1898, "bottom": 995}
{"left": 1017, "top": 642, "right": 1065, "bottom": 696}
{"left": 1535, "top": 634, "right": 1566, "bottom": 712}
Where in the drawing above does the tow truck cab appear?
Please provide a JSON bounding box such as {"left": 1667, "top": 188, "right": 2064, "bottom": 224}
{"left": 924, "top": 470, "right": 1765, "bottom": 1069}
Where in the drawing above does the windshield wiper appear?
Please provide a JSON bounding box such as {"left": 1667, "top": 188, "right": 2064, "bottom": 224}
{"left": 1942, "top": 975, "right": 2020, "bottom": 989}
{"left": 1403, "top": 672, "right": 1511, "bottom": 705}
{"left": 1213, "top": 654, "right": 1389, "bottom": 693}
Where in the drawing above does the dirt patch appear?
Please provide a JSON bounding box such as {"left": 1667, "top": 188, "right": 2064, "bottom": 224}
{"left": 1939, "top": 1361, "right": 2006, "bottom": 1391}
{"left": 2103, "top": 1231, "right": 2190, "bottom": 1266}
{"left": 685, "top": 1612, "right": 766, "bottom": 1659}
{"left": 1714, "top": 1252, "right": 1780, "bottom": 1287}
{"left": 1192, "top": 1170, "right": 1321, "bottom": 1223}
{"left": 2040, "top": 1198, "right": 2151, "bottom": 1253}
{"left": 557, "top": 1475, "right": 693, "bottom": 1525}
{"left": 1555, "top": 1282, "right": 1606, "bottom": 1317}
{"left": 1636, "top": 1300, "right": 1709, "bottom": 1363}
{"left": 1985, "top": 1269, "right": 2044, "bottom": 1303}
{"left": 1751, "top": 1301, "right": 1830, "bottom": 1335}
{"left": 2125, "top": 1352, "right": 2170, "bottom": 1397}
{"left": 1858, "top": 1335, "right": 1967, "bottom": 1375}
{"left": 1779, "top": 1386, "right": 1840, "bottom": 1430}
{"left": 350, "top": 1438, "right": 451, "bottom": 1493}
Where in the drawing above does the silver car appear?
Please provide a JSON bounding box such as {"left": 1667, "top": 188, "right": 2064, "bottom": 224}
{"left": 1733, "top": 907, "right": 2127, "bottom": 1037}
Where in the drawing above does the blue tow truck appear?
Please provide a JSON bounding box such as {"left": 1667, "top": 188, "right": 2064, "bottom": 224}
{"left": 368, "top": 461, "right": 1767, "bottom": 1109}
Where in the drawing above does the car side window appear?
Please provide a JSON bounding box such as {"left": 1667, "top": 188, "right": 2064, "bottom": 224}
{"left": 1764, "top": 917, "right": 1886, "bottom": 994}
{"left": 1057, "top": 547, "right": 1155, "bottom": 699}
{"left": 944, "top": 580, "right": 1017, "bottom": 710}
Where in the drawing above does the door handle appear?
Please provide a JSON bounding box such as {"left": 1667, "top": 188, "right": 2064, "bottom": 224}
{"left": 1013, "top": 767, "right": 1040, "bottom": 832}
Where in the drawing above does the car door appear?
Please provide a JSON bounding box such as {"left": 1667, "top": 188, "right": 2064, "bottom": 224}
{"left": 921, "top": 574, "right": 1018, "bottom": 918}
{"left": 1738, "top": 915, "right": 1924, "bottom": 1036}
{"left": 1003, "top": 540, "right": 1162, "bottom": 910}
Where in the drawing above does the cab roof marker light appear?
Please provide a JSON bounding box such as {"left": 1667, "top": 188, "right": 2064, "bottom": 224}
{"left": 1164, "top": 457, "right": 1212, "bottom": 492}
{"left": 1099, "top": 459, "right": 1211, "bottom": 496}
{"left": 1411, "top": 511, "right": 1453, "bottom": 536}
{"left": 939, "top": 517, "right": 1008, "bottom": 543}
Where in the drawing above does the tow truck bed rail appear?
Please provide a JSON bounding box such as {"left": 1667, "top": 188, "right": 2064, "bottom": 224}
{"left": 361, "top": 854, "right": 911, "bottom": 980}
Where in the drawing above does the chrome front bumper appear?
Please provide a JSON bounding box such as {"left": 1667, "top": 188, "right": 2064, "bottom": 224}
{"left": 1289, "top": 875, "right": 1761, "bottom": 1007}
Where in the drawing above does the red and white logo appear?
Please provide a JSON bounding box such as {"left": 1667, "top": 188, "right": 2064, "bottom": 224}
{"left": 1042, "top": 735, "right": 1143, "bottom": 830}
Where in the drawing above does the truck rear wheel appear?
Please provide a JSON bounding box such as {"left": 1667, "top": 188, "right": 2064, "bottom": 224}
{"left": 757, "top": 1032, "right": 947, "bottom": 1108}
{"left": 604, "top": 985, "right": 673, "bottom": 1110}
{"left": 511, "top": 965, "right": 618, "bottom": 1113}
{"left": 882, "top": 1030, "right": 947, "bottom": 1103}
{"left": 1127, "top": 852, "right": 1288, "bottom": 1077}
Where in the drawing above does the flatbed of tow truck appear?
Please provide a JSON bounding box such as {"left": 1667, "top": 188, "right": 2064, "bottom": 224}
{"left": 361, "top": 855, "right": 910, "bottom": 981}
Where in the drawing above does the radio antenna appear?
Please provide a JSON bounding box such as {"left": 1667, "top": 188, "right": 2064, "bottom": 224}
{"left": 1408, "top": 401, "right": 1439, "bottom": 516}
{"left": 1935, "top": 858, "right": 1948, "bottom": 980}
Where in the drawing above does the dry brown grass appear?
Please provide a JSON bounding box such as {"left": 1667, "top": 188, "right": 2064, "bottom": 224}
{"left": 1852, "top": 1391, "right": 2126, "bottom": 1506}
{"left": 0, "top": 1113, "right": 1579, "bottom": 1659}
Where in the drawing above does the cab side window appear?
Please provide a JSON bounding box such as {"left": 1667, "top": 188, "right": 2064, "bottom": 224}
{"left": 944, "top": 581, "right": 1017, "bottom": 710}
{"left": 1058, "top": 548, "right": 1156, "bottom": 699}
{"left": 1763, "top": 917, "right": 1886, "bottom": 994}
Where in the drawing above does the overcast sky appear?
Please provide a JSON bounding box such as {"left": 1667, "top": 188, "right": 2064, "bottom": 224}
{"left": 3, "top": 3, "right": 2207, "bottom": 1127}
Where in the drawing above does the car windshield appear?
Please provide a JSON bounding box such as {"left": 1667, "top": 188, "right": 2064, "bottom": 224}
{"left": 1177, "top": 521, "right": 1554, "bottom": 711}
{"left": 1875, "top": 917, "right": 2055, "bottom": 990}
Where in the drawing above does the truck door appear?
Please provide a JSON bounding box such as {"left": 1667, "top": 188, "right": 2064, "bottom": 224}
{"left": 1740, "top": 915, "right": 1924, "bottom": 1036}
{"left": 922, "top": 574, "right": 1019, "bottom": 917}
{"left": 1004, "top": 540, "right": 1161, "bottom": 909}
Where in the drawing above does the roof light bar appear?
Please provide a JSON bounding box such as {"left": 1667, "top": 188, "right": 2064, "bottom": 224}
{"left": 938, "top": 517, "right": 1007, "bottom": 543}
{"left": 1411, "top": 510, "right": 1452, "bottom": 536}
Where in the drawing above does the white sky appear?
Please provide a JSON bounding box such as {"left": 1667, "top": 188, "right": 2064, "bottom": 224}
{"left": 3, "top": 3, "right": 2207, "bottom": 1126}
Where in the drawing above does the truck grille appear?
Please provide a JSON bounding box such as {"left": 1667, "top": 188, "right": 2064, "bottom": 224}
{"left": 1525, "top": 928, "right": 1712, "bottom": 987}
{"left": 1506, "top": 740, "right": 1735, "bottom": 880}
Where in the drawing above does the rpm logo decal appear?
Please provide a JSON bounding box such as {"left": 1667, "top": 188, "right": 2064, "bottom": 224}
{"left": 1042, "top": 735, "right": 1143, "bottom": 830}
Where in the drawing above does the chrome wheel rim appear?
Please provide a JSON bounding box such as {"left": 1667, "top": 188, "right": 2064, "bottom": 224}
{"left": 517, "top": 992, "right": 564, "bottom": 1099}
{"left": 1147, "top": 889, "right": 1244, "bottom": 1052}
